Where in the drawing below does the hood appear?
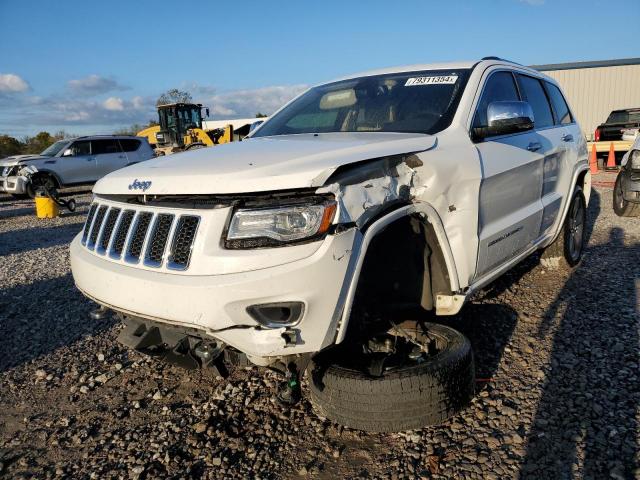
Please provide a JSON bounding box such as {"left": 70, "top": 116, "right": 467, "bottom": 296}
{"left": 0, "top": 155, "right": 48, "bottom": 167}
{"left": 94, "top": 132, "right": 437, "bottom": 195}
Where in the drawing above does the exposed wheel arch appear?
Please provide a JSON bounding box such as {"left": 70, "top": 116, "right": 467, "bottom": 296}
{"left": 334, "top": 202, "right": 461, "bottom": 345}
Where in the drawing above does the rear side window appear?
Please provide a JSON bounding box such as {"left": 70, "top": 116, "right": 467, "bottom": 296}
{"left": 545, "top": 82, "right": 573, "bottom": 125}
{"left": 119, "top": 139, "right": 141, "bottom": 152}
{"left": 92, "top": 139, "right": 122, "bottom": 155}
{"left": 473, "top": 71, "right": 520, "bottom": 128}
{"left": 516, "top": 75, "right": 554, "bottom": 129}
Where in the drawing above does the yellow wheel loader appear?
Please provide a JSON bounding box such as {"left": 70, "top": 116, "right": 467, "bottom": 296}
{"left": 137, "top": 103, "right": 233, "bottom": 156}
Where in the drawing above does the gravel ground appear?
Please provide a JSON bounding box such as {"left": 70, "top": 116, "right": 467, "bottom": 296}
{"left": 0, "top": 173, "right": 638, "bottom": 479}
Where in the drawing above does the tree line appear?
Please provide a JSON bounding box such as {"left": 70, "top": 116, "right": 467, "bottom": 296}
{"left": 0, "top": 131, "right": 74, "bottom": 158}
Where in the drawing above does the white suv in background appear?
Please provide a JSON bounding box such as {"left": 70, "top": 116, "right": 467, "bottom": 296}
{"left": 71, "top": 58, "right": 589, "bottom": 432}
{"left": 0, "top": 135, "right": 155, "bottom": 198}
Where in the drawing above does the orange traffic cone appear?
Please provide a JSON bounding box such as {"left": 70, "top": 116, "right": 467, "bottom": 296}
{"left": 606, "top": 142, "right": 616, "bottom": 168}
{"left": 589, "top": 143, "right": 598, "bottom": 173}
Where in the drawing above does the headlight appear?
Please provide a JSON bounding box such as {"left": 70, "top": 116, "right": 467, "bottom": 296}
{"left": 225, "top": 200, "right": 337, "bottom": 248}
{"left": 630, "top": 150, "right": 640, "bottom": 170}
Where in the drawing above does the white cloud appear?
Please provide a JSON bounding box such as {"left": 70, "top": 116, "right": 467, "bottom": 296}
{"left": 0, "top": 80, "right": 306, "bottom": 136}
{"left": 64, "top": 111, "right": 90, "bottom": 121}
{"left": 0, "top": 73, "right": 30, "bottom": 93}
{"left": 103, "top": 97, "right": 125, "bottom": 111}
{"left": 131, "top": 96, "right": 145, "bottom": 109}
{"left": 203, "top": 84, "right": 308, "bottom": 118}
{"left": 68, "top": 74, "right": 129, "bottom": 95}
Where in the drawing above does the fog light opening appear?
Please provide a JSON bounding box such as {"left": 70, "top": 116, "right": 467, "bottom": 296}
{"left": 247, "top": 302, "right": 305, "bottom": 328}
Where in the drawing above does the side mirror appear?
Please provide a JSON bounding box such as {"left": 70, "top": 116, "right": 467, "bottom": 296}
{"left": 62, "top": 148, "right": 73, "bottom": 157}
{"left": 205, "top": 108, "right": 210, "bottom": 117}
{"left": 474, "top": 101, "right": 535, "bottom": 140}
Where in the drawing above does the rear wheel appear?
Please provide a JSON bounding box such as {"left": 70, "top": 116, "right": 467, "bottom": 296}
{"left": 613, "top": 173, "right": 640, "bottom": 217}
{"left": 541, "top": 186, "right": 587, "bottom": 268}
{"left": 185, "top": 142, "right": 206, "bottom": 151}
{"left": 307, "top": 322, "right": 475, "bottom": 432}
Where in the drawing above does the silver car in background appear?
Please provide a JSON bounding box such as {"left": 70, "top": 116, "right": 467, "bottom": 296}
{"left": 0, "top": 135, "right": 155, "bottom": 198}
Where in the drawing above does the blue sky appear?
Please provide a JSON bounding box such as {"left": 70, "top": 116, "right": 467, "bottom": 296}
{"left": 0, "top": 0, "right": 638, "bottom": 137}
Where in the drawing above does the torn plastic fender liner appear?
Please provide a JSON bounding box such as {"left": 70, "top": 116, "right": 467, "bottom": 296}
{"left": 317, "top": 152, "right": 430, "bottom": 229}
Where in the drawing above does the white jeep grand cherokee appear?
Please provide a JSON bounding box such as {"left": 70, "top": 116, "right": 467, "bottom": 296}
{"left": 70, "top": 58, "right": 589, "bottom": 432}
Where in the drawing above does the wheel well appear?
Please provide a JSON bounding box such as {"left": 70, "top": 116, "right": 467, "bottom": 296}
{"left": 576, "top": 168, "right": 591, "bottom": 205}
{"left": 345, "top": 214, "right": 452, "bottom": 340}
{"left": 32, "top": 171, "right": 61, "bottom": 188}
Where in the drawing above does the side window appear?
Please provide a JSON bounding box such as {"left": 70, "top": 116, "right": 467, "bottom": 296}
{"left": 119, "top": 139, "right": 141, "bottom": 152}
{"left": 545, "top": 82, "right": 573, "bottom": 125}
{"left": 473, "top": 71, "right": 520, "bottom": 128}
{"left": 516, "top": 75, "right": 554, "bottom": 129}
{"left": 68, "top": 140, "right": 91, "bottom": 156}
{"left": 92, "top": 139, "right": 122, "bottom": 155}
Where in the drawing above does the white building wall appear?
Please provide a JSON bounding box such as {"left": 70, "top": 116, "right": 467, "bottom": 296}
{"left": 540, "top": 64, "right": 640, "bottom": 140}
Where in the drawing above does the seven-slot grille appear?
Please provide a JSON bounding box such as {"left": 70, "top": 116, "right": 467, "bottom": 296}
{"left": 82, "top": 202, "right": 199, "bottom": 270}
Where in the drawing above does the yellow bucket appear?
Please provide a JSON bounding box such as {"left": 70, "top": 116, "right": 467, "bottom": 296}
{"left": 35, "top": 193, "right": 60, "bottom": 218}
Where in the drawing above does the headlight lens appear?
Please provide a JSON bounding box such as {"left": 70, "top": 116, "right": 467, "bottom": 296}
{"left": 226, "top": 201, "right": 337, "bottom": 248}
{"left": 630, "top": 150, "right": 640, "bottom": 170}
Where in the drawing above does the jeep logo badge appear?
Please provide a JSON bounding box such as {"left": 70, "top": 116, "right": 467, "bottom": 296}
{"left": 128, "top": 179, "right": 152, "bottom": 192}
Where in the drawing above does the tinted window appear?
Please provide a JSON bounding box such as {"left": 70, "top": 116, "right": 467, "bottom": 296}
{"left": 607, "top": 110, "right": 640, "bottom": 124}
{"left": 119, "top": 139, "right": 141, "bottom": 152}
{"left": 516, "top": 75, "right": 554, "bottom": 129}
{"left": 473, "top": 71, "right": 520, "bottom": 128}
{"left": 69, "top": 140, "right": 91, "bottom": 156}
{"left": 92, "top": 139, "right": 122, "bottom": 155}
{"left": 545, "top": 82, "right": 572, "bottom": 125}
{"left": 253, "top": 69, "right": 470, "bottom": 136}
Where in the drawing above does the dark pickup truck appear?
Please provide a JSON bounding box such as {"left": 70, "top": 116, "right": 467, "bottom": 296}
{"left": 595, "top": 108, "right": 640, "bottom": 141}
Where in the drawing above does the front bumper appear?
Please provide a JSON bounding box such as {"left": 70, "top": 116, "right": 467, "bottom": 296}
{"left": 70, "top": 228, "right": 358, "bottom": 359}
{"left": 620, "top": 170, "right": 640, "bottom": 203}
{"left": 0, "top": 176, "right": 28, "bottom": 194}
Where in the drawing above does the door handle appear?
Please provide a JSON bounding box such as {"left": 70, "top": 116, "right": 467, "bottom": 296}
{"left": 527, "top": 142, "right": 542, "bottom": 152}
{"left": 44, "top": 160, "right": 56, "bottom": 164}
{"left": 562, "top": 134, "right": 574, "bottom": 142}
{"left": 118, "top": 155, "right": 126, "bottom": 159}
{"left": 86, "top": 156, "right": 95, "bottom": 161}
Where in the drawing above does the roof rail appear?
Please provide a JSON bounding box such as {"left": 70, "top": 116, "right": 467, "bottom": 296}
{"left": 481, "top": 56, "right": 522, "bottom": 66}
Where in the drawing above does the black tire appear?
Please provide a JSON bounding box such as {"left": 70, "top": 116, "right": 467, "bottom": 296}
{"left": 10, "top": 193, "right": 30, "bottom": 200}
{"left": 185, "top": 142, "right": 206, "bottom": 151}
{"left": 26, "top": 174, "right": 57, "bottom": 199}
{"left": 307, "top": 323, "right": 475, "bottom": 432}
{"left": 613, "top": 172, "right": 640, "bottom": 217}
{"left": 541, "top": 186, "right": 587, "bottom": 268}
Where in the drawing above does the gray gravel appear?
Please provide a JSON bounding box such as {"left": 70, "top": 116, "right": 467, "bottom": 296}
{"left": 1, "top": 173, "right": 639, "bottom": 479}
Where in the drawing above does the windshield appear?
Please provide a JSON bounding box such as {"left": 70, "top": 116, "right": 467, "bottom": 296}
{"left": 253, "top": 69, "right": 470, "bottom": 137}
{"left": 40, "top": 140, "right": 69, "bottom": 157}
{"left": 177, "top": 106, "right": 201, "bottom": 130}
{"left": 607, "top": 110, "right": 640, "bottom": 124}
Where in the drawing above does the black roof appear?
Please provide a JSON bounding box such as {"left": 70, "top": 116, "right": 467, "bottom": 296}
{"left": 531, "top": 57, "right": 640, "bottom": 72}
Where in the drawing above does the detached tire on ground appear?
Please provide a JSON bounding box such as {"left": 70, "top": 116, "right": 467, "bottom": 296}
{"left": 541, "top": 186, "right": 587, "bottom": 269}
{"left": 307, "top": 323, "right": 474, "bottom": 432}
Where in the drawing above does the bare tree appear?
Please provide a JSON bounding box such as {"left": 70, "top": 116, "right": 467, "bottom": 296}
{"left": 156, "top": 89, "right": 193, "bottom": 106}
